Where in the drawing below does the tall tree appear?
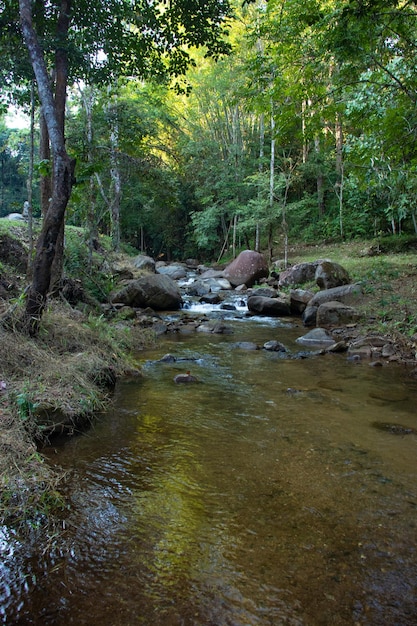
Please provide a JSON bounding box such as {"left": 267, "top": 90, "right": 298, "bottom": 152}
{"left": 13, "top": 0, "right": 233, "bottom": 333}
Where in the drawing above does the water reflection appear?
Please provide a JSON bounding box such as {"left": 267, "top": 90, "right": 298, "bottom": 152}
{"left": 2, "top": 318, "right": 417, "bottom": 624}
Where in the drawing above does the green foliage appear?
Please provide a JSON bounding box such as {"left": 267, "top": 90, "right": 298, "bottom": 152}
{"left": 15, "top": 391, "right": 37, "bottom": 422}
{"left": 64, "top": 227, "right": 115, "bottom": 301}
{"left": 376, "top": 235, "right": 417, "bottom": 254}
{"left": 0, "top": 122, "right": 30, "bottom": 215}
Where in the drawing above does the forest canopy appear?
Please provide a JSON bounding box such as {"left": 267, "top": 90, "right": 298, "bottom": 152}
{"left": 2, "top": 0, "right": 417, "bottom": 266}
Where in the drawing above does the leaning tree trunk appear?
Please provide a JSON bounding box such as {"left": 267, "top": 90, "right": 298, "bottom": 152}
{"left": 26, "top": 155, "right": 74, "bottom": 333}
{"left": 19, "top": 0, "right": 74, "bottom": 335}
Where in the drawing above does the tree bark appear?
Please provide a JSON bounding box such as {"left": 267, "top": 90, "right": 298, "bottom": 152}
{"left": 268, "top": 105, "right": 275, "bottom": 262}
{"left": 26, "top": 80, "right": 35, "bottom": 279}
{"left": 50, "top": 0, "right": 71, "bottom": 292}
{"left": 39, "top": 112, "right": 52, "bottom": 217}
{"left": 256, "top": 112, "right": 265, "bottom": 252}
{"left": 19, "top": 0, "right": 74, "bottom": 335}
{"left": 335, "top": 113, "right": 344, "bottom": 238}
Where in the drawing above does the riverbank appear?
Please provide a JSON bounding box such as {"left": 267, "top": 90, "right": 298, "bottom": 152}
{"left": 1, "top": 222, "right": 417, "bottom": 536}
{"left": 0, "top": 222, "right": 155, "bottom": 534}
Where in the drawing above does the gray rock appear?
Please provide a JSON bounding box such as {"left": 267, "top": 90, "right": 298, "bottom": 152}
{"left": 263, "top": 340, "right": 287, "bottom": 352}
{"left": 315, "top": 261, "right": 350, "bottom": 290}
{"left": 316, "top": 301, "right": 360, "bottom": 327}
{"left": 199, "top": 293, "right": 222, "bottom": 305}
{"left": 111, "top": 274, "right": 182, "bottom": 310}
{"left": 278, "top": 261, "right": 322, "bottom": 287}
{"left": 196, "top": 321, "right": 233, "bottom": 334}
{"left": 157, "top": 264, "right": 187, "bottom": 280}
{"left": 247, "top": 295, "right": 291, "bottom": 316}
{"left": 309, "top": 283, "right": 362, "bottom": 308}
{"left": 187, "top": 277, "right": 232, "bottom": 295}
{"left": 290, "top": 288, "right": 314, "bottom": 315}
{"left": 200, "top": 269, "right": 225, "bottom": 279}
{"left": 296, "top": 328, "right": 335, "bottom": 347}
{"left": 6, "top": 213, "right": 25, "bottom": 221}
{"left": 132, "top": 254, "right": 156, "bottom": 272}
{"left": 234, "top": 341, "right": 259, "bottom": 350}
{"left": 302, "top": 304, "right": 318, "bottom": 327}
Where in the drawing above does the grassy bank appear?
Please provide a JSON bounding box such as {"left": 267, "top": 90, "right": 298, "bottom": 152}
{"left": 0, "top": 221, "right": 155, "bottom": 535}
{"left": 287, "top": 238, "right": 417, "bottom": 341}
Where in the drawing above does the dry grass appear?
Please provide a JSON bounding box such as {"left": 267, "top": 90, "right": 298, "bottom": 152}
{"left": 0, "top": 300, "right": 154, "bottom": 533}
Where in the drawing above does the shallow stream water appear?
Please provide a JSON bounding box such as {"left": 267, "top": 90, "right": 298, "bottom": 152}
{"left": 1, "top": 306, "right": 417, "bottom": 625}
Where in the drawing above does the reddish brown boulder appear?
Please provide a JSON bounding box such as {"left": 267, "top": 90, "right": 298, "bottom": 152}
{"left": 223, "top": 250, "right": 268, "bottom": 287}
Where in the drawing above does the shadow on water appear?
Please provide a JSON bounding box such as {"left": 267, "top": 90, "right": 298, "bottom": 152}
{"left": 2, "top": 313, "right": 417, "bottom": 625}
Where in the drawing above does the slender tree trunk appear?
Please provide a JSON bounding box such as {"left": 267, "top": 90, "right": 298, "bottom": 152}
{"left": 80, "top": 86, "right": 98, "bottom": 269}
{"left": 19, "top": 0, "right": 74, "bottom": 335}
{"left": 412, "top": 211, "right": 417, "bottom": 235}
{"left": 50, "top": 0, "right": 71, "bottom": 292}
{"left": 39, "top": 112, "right": 52, "bottom": 216}
{"left": 268, "top": 106, "right": 275, "bottom": 262}
{"left": 335, "top": 113, "right": 344, "bottom": 238}
{"left": 232, "top": 214, "right": 237, "bottom": 258}
{"left": 256, "top": 112, "right": 265, "bottom": 252}
{"left": 314, "top": 135, "right": 325, "bottom": 217}
{"left": 301, "top": 99, "right": 309, "bottom": 164}
{"left": 109, "top": 127, "right": 121, "bottom": 252}
{"left": 108, "top": 86, "right": 121, "bottom": 251}
{"left": 26, "top": 81, "right": 35, "bottom": 279}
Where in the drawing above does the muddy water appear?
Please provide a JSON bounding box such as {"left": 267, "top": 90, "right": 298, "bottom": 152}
{"left": 2, "top": 314, "right": 417, "bottom": 625}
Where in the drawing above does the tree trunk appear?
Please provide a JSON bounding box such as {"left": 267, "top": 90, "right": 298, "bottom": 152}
{"left": 255, "top": 112, "right": 265, "bottom": 252}
{"left": 268, "top": 105, "right": 275, "bottom": 262}
{"left": 19, "top": 0, "right": 74, "bottom": 335}
{"left": 335, "top": 113, "right": 344, "bottom": 238}
{"left": 39, "top": 112, "right": 52, "bottom": 216}
{"left": 26, "top": 81, "right": 35, "bottom": 279}
{"left": 80, "top": 86, "right": 98, "bottom": 270}
{"left": 50, "top": 0, "right": 71, "bottom": 292}
{"left": 108, "top": 86, "right": 122, "bottom": 252}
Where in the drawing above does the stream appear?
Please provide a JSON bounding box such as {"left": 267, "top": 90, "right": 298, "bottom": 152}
{"left": 1, "top": 299, "right": 417, "bottom": 625}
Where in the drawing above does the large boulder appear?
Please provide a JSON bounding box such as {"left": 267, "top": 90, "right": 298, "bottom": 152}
{"left": 316, "top": 301, "right": 360, "bottom": 327}
{"left": 309, "top": 283, "right": 362, "bottom": 308}
{"left": 247, "top": 295, "right": 291, "bottom": 316}
{"left": 315, "top": 261, "right": 350, "bottom": 290}
{"left": 290, "top": 288, "right": 314, "bottom": 315}
{"left": 111, "top": 274, "right": 182, "bottom": 310}
{"left": 186, "top": 277, "right": 232, "bottom": 296}
{"left": 157, "top": 264, "right": 188, "bottom": 280}
{"left": 223, "top": 250, "right": 268, "bottom": 287}
{"left": 302, "top": 304, "right": 319, "bottom": 327}
{"left": 278, "top": 261, "right": 322, "bottom": 287}
{"left": 6, "top": 213, "right": 25, "bottom": 221}
{"left": 132, "top": 254, "right": 156, "bottom": 272}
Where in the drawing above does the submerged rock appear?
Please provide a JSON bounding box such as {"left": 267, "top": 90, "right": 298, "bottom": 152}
{"left": 174, "top": 371, "right": 199, "bottom": 384}
{"left": 372, "top": 421, "right": 416, "bottom": 435}
{"left": 263, "top": 340, "right": 287, "bottom": 352}
{"left": 296, "top": 328, "right": 335, "bottom": 347}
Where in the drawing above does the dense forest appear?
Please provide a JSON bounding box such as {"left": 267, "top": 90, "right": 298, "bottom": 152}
{"left": 2, "top": 0, "right": 417, "bottom": 265}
